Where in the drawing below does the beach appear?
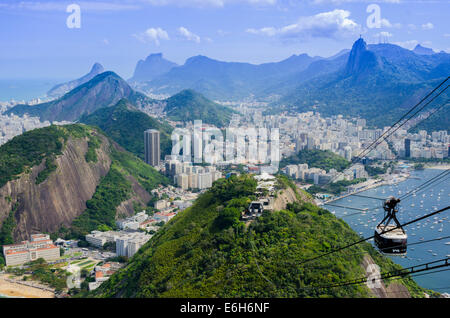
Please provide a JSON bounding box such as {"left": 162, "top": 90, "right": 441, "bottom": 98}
{"left": 426, "top": 164, "right": 450, "bottom": 170}
{"left": 0, "top": 274, "right": 54, "bottom": 298}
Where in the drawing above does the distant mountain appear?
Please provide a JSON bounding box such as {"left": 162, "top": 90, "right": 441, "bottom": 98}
{"left": 344, "top": 38, "right": 379, "bottom": 77}
{"left": 413, "top": 44, "right": 435, "bottom": 55}
{"left": 277, "top": 38, "right": 450, "bottom": 130}
{"left": 80, "top": 99, "right": 173, "bottom": 159}
{"left": 130, "top": 53, "right": 178, "bottom": 82}
{"left": 138, "top": 54, "right": 322, "bottom": 100}
{"left": 47, "top": 63, "right": 105, "bottom": 98}
{"left": 6, "top": 72, "right": 156, "bottom": 122}
{"left": 164, "top": 89, "right": 236, "bottom": 127}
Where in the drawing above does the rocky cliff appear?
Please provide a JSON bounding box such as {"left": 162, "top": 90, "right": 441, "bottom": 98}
{"left": 0, "top": 124, "right": 167, "bottom": 241}
{"left": 0, "top": 133, "right": 110, "bottom": 240}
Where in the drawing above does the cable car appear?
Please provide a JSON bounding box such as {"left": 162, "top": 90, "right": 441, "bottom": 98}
{"left": 374, "top": 196, "right": 407, "bottom": 255}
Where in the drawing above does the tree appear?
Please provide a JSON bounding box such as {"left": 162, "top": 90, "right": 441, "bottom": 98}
{"left": 216, "top": 207, "right": 241, "bottom": 229}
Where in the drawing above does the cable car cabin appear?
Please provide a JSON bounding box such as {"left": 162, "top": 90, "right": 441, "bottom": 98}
{"left": 248, "top": 202, "right": 264, "bottom": 216}
{"left": 374, "top": 196, "right": 407, "bottom": 255}
{"left": 374, "top": 224, "right": 407, "bottom": 255}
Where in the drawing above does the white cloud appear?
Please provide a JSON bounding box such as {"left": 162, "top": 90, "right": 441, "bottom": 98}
{"left": 246, "top": 9, "right": 361, "bottom": 40}
{"left": 379, "top": 18, "right": 401, "bottom": 29}
{"left": 178, "top": 27, "right": 201, "bottom": 43}
{"left": 422, "top": 22, "right": 434, "bottom": 30}
{"left": 133, "top": 27, "right": 170, "bottom": 45}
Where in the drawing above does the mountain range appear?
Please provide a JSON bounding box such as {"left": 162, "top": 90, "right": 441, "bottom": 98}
{"left": 128, "top": 40, "right": 448, "bottom": 131}
{"left": 47, "top": 63, "right": 105, "bottom": 98}
{"left": 6, "top": 71, "right": 236, "bottom": 127}
{"left": 6, "top": 71, "right": 156, "bottom": 122}
{"left": 7, "top": 38, "right": 448, "bottom": 131}
{"left": 133, "top": 53, "right": 322, "bottom": 100}
{"left": 277, "top": 38, "right": 450, "bottom": 129}
{"left": 129, "top": 53, "right": 178, "bottom": 82}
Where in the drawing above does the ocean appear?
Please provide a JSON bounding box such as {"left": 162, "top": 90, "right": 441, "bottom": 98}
{"left": 0, "top": 78, "right": 68, "bottom": 102}
{"left": 325, "top": 169, "right": 450, "bottom": 294}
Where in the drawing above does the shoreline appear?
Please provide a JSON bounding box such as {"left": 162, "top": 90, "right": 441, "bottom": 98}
{"left": 322, "top": 165, "right": 446, "bottom": 205}
{"left": 0, "top": 274, "right": 55, "bottom": 298}
{"left": 425, "top": 164, "right": 450, "bottom": 170}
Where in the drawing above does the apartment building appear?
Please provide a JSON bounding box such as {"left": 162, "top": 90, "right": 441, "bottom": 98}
{"left": 2, "top": 234, "right": 60, "bottom": 266}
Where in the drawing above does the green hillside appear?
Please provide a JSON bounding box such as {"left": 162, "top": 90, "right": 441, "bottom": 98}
{"left": 281, "top": 149, "right": 351, "bottom": 172}
{"left": 164, "top": 89, "right": 236, "bottom": 127}
{"left": 69, "top": 146, "right": 169, "bottom": 238}
{"left": 6, "top": 72, "right": 155, "bottom": 122}
{"left": 90, "top": 175, "right": 424, "bottom": 298}
{"left": 80, "top": 99, "right": 173, "bottom": 160}
{"left": 0, "top": 124, "right": 169, "bottom": 242}
{"left": 0, "top": 124, "right": 99, "bottom": 188}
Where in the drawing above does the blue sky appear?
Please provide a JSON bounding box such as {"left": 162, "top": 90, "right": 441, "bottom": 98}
{"left": 1, "top": 0, "right": 449, "bottom": 79}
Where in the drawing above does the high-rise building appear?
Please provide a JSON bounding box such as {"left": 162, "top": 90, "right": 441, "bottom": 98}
{"left": 144, "top": 129, "right": 160, "bottom": 166}
{"left": 405, "top": 138, "right": 411, "bottom": 158}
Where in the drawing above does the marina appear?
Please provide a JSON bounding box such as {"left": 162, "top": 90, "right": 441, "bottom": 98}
{"left": 324, "top": 169, "right": 450, "bottom": 293}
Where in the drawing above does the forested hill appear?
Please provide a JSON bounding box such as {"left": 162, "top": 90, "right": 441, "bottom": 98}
{"left": 91, "top": 175, "right": 425, "bottom": 298}
{"left": 0, "top": 124, "right": 168, "bottom": 245}
{"left": 6, "top": 72, "right": 155, "bottom": 122}
{"left": 80, "top": 99, "right": 173, "bottom": 160}
{"left": 281, "top": 149, "right": 351, "bottom": 172}
{"left": 164, "top": 89, "right": 236, "bottom": 127}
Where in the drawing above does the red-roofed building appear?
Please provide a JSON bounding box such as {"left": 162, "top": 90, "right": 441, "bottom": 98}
{"left": 2, "top": 234, "right": 60, "bottom": 266}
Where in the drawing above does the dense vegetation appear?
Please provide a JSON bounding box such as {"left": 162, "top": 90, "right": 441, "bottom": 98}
{"left": 281, "top": 149, "right": 350, "bottom": 173}
{"left": 365, "top": 161, "right": 396, "bottom": 177}
{"left": 164, "top": 89, "right": 236, "bottom": 127}
{"left": 0, "top": 126, "right": 65, "bottom": 188}
{"left": 307, "top": 178, "right": 367, "bottom": 196}
{"left": 0, "top": 203, "right": 19, "bottom": 268}
{"left": 80, "top": 99, "right": 173, "bottom": 159}
{"left": 276, "top": 40, "right": 450, "bottom": 132}
{"left": 66, "top": 145, "right": 169, "bottom": 238}
{"left": 70, "top": 164, "right": 132, "bottom": 236}
{"left": 6, "top": 71, "right": 156, "bottom": 122}
{"left": 0, "top": 125, "right": 102, "bottom": 188}
{"left": 0, "top": 123, "right": 169, "bottom": 240}
{"left": 91, "top": 175, "right": 424, "bottom": 298}
{"left": 7, "top": 258, "right": 68, "bottom": 292}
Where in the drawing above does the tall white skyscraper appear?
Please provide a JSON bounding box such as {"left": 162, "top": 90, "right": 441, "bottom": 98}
{"left": 144, "top": 129, "right": 160, "bottom": 166}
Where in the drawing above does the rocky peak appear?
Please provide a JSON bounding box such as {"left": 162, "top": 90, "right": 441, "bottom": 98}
{"left": 344, "top": 37, "right": 379, "bottom": 76}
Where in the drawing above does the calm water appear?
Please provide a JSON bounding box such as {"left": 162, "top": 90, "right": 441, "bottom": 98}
{"left": 0, "top": 78, "right": 68, "bottom": 102}
{"left": 325, "top": 169, "right": 450, "bottom": 294}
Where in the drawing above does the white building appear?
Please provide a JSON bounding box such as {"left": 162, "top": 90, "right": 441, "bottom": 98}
{"left": 2, "top": 234, "right": 60, "bottom": 266}
{"left": 116, "top": 232, "right": 151, "bottom": 258}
